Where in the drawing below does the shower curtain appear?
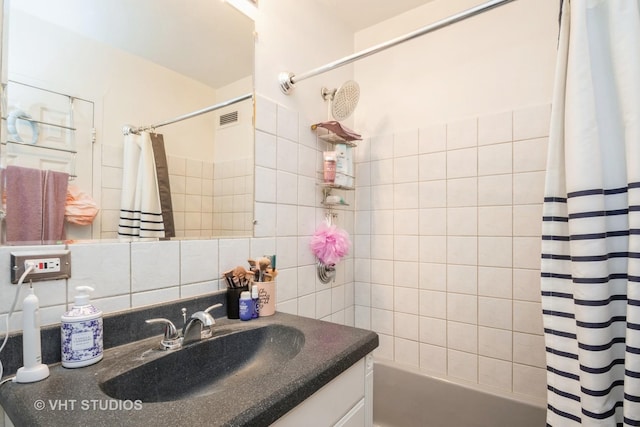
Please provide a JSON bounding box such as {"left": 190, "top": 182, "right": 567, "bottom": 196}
{"left": 117, "top": 131, "right": 165, "bottom": 239}
{"left": 541, "top": 0, "right": 640, "bottom": 425}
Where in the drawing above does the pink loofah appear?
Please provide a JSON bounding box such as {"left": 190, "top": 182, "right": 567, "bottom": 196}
{"left": 310, "top": 222, "right": 352, "bottom": 265}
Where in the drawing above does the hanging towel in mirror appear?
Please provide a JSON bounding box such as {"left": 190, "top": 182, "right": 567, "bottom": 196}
{"left": 118, "top": 131, "right": 165, "bottom": 239}
{"left": 149, "top": 133, "right": 175, "bottom": 238}
{"left": 5, "top": 165, "right": 69, "bottom": 243}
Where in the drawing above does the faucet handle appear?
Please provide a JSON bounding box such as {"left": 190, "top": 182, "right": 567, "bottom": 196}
{"left": 145, "top": 318, "right": 182, "bottom": 350}
{"left": 204, "top": 303, "right": 222, "bottom": 314}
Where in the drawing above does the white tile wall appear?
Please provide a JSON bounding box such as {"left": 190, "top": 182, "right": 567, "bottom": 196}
{"left": 355, "top": 104, "right": 551, "bottom": 403}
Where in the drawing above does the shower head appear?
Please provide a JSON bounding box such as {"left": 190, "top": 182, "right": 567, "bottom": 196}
{"left": 321, "top": 80, "right": 360, "bottom": 121}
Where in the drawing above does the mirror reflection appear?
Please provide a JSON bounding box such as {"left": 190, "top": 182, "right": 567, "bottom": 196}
{"left": 1, "top": 0, "right": 255, "bottom": 245}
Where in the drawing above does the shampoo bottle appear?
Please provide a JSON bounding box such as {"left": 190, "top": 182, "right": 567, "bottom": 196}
{"left": 61, "top": 286, "right": 103, "bottom": 368}
{"left": 239, "top": 291, "right": 252, "bottom": 321}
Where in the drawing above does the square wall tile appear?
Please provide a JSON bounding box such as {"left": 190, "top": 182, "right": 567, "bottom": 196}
{"left": 420, "top": 316, "right": 447, "bottom": 346}
{"left": 374, "top": 334, "right": 394, "bottom": 360}
{"left": 395, "top": 338, "right": 420, "bottom": 367}
{"left": 420, "top": 236, "right": 447, "bottom": 263}
{"left": 447, "top": 321, "right": 477, "bottom": 353}
{"left": 447, "top": 147, "right": 477, "bottom": 179}
{"left": 395, "top": 312, "right": 419, "bottom": 340}
{"left": 276, "top": 137, "right": 299, "bottom": 174}
{"left": 371, "top": 284, "right": 394, "bottom": 310}
{"left": 478, "top": 296, "right": 512, "bottom": 330}
{"left": 513, "top": 301, "right": 544, "bottom": 335}
{"left": 394, "top": 183, "right": 420, "bottom": 210}
{"left": 447, "top": 293, "right": 477, "bottom": 324}
{"left": 514, "top": 137, "right": 548, "bottom": 173}
{"left": 276, "top": 171, "right": 298, "bottom": 204}
{"left": 478, "top": 326, "right": 512, "bottom": 360}
{"left": 132, "top": 286, "right": 180, "bottom": 308}
{"left": 447, "top": 177, "right": 477, "bottom": 207}
{"left": 447, "top": 236, "right": 477, "bottom": 266}
{"left": 255, "top": 130, "right": 277, "bottom": 169}
{"left": 447, "top": 264, "right": 477, "bottom": 295}
{"left": 513, "top": 171, "right": 546, "bottom": 205}
{"left": 478, "top": 143, "right": 512, "bottom": 176}
{"left": 447, "top": 207, "right": 477, "bottom": 236}
{"left": 394, "top": 287, "right": 419, "bottom": 314}
{"left": 447, "top": 349, "right": 478, "bottom": 382}
{"left": 419, "top": 290, "right": 447, "bottom": 319}
{"left": 420, "top": 343, "right": 447, "bottom": 374}
{"left": 478, "top": 174, "right": 512, "bottom": 206}
{"left": 513, "top": 364, "right": 547, "bottom": 400}
{"left": 371, "top": 308, "right": 394, "bottom": 335}
{"left": 513, "top": 332, "right": 546, "bottom": 368}
{"left": 394, "top": 156, "right": 419, "bottom": 183}
{"left": 478, "top": 267, "right": 513, "bottom": 298}
{"left": 394, "top": 235, "right": 420, "bottom": 262}
{"left": 478, "top": 237, "right": 512, "bottom": 268}
{"left": 419, "top": 208, "right": 447, "bottom": 236}
{"left": 420, "top": 180, "right": 447, "bottom": 208}
{"left": 513, "top": 237, "right": 541, "bottom": 270}
{"left": 478, "top": 206, "right": 512, "bottom": 236}
{"left": 513, "top": 204, "right": 543, "bottom": 237}
{"left": 479, "top": 356, "right": 512, "bottom": 392}
{"left": 392, "top": 209, "right": 420, "bottom": 236}
{"left": 419, "top": 262, "right": 447, "bottom": 291}
{"left": 371, "top": 159, "right": 394, "bottom": 186}
{"left": 419, "top": 152, "right": 446, "bottom": 181}
{"left": 513, "top": 268, "right": 541, "bottom": 302}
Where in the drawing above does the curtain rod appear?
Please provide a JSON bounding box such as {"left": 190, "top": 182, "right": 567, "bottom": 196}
{"left": 122, "top": 92, "right": 253, "bottom": 135}
{"left": 278, "top": 0, "right": 517, "bottom": 94}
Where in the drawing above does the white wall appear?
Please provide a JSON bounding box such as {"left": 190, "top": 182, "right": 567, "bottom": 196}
{"left": 354, "top": 0, "right": 558, "bottom": 132}
{"left": 351, "top": 0, "right": 558, "bottom": 404}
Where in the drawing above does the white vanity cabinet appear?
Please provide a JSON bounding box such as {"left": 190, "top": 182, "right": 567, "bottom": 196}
{"left": 272, "top": 354, "right": 374, "bottom": 427}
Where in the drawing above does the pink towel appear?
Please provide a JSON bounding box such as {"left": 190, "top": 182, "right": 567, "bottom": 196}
{"left": 5, "top": 165, "right": 69, "bottom": 243}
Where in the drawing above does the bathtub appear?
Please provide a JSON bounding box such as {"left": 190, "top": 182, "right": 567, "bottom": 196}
{"left": 373, "top": 360, "right": 546, "bottom": 427}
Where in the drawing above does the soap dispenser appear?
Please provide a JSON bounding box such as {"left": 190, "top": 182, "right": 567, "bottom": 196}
{"left": 61, "top": 286, "right": 103, "bottom": 368}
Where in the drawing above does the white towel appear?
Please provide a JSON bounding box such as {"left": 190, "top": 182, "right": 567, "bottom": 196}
{"left": 118, "top": 131, "right": 165, "bottom": 239}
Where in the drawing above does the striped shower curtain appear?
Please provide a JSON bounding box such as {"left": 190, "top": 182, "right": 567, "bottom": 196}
{"left": 541, "top": 0, "right": 640, "bottom": 425}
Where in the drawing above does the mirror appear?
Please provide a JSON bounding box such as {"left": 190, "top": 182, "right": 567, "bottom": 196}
{"left": 1, "top": 0, "right": 255, "bottom": 244}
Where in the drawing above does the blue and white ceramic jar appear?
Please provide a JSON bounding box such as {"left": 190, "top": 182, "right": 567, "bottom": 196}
{"left": 61, "top": 286, "right": 103, "bottom": 368}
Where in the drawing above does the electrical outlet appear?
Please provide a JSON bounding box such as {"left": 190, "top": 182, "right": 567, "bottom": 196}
{"left": 11, "top": 250, "right": 72, "bottom": 284}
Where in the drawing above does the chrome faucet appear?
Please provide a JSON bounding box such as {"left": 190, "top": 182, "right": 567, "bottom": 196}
{"left": 145, "top": 318, "right": 182, "bottom": 350}
{"left": 182, "top": 303, "right": 222, "bottom": 345}
{"left": 145, "top": 303, "right": 222, "bottom": 350}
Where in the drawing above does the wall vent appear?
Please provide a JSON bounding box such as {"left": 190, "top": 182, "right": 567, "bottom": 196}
{"left": 219, "top": 110, "right": 239, "bottom": 127}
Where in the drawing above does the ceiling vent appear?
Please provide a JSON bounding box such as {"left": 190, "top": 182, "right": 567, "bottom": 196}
{"left": 219, "top": 110, "right": 239, "bottom": 127}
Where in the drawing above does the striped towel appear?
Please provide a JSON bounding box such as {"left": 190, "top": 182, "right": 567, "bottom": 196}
{"left": 118, "top": 131, "right": 165, "bottom": 239}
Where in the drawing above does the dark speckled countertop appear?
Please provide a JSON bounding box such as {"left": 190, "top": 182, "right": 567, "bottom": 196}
{"left": 0, "top": 310, "right": 378, "bottom": 426}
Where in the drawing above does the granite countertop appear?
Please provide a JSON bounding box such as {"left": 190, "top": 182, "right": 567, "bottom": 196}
{"left": 0, "top": 312, "right": 378, "bottom": 427}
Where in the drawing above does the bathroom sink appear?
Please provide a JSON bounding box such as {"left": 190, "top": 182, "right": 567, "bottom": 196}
{"left": 99, "top": 323, "right": 305, "bottom": 402}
